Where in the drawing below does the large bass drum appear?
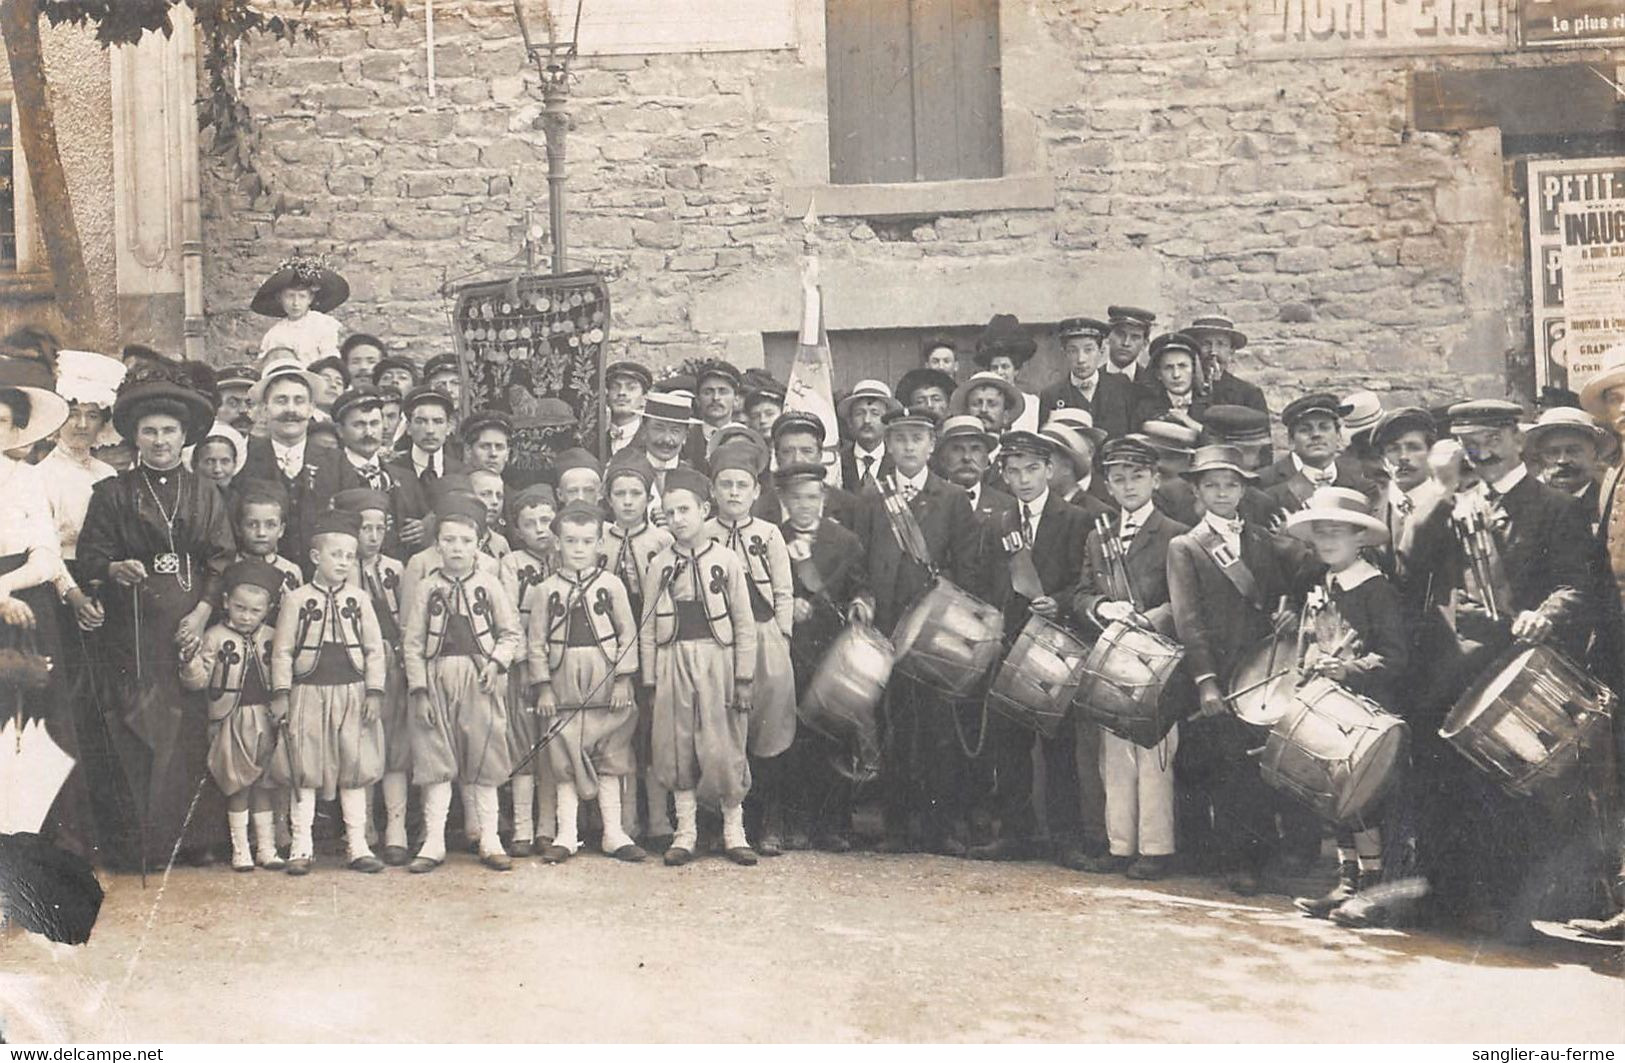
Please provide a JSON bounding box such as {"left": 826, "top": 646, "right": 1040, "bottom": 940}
{"left": 1075, "top": 620, "right": 1187, "bottom": 748}
{"left": 1439, "top": 642, "right": 1615, "bottom": 802}
{"left": 891, "top": 579, "right": 1004, "bottom": 697}
{"left": 984, "top": 614, "right": 1088, "bottom": 738}
{"left": 1260, "top": 677, "right": 1409, "bottom": 824}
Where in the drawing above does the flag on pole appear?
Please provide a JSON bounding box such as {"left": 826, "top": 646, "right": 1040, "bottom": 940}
{"left": 785, "top": 199, "right": 842, "bottom": 485}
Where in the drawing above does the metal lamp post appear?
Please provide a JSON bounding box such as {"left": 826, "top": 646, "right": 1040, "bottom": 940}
{"left": 512, "top": 0, "right": 584, "bottom": 276}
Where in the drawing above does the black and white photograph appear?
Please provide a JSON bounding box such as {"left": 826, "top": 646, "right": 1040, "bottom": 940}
{"left": 0, "top": 0, "right": 1622, "bottom": 1047}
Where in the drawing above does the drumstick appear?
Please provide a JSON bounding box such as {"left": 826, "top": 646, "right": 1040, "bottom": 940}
{"left": 1225, "top": 667, "right": 1295, "bottom": 704}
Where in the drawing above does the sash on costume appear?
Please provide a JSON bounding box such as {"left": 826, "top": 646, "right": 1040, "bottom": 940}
{"left": 877, "top": 475, "right": 934, "bottom": 572}
{"left": 1189, "top": 523, "right": 1263, "bottom": 610}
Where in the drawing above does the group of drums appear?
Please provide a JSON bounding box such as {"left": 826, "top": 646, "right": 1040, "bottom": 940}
{"left": 802, "top": 575, "right": 1617, "bottom": 833}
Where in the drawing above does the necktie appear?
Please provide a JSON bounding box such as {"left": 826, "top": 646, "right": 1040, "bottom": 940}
{"left": 278, "top": 450, "right": 301, "bottom": 481}
{"left": 1305, "top": 465, "right": 1334, "bottom": 488}
{"left": 1170, "top": 393, "right": 1191, "bottom": 410}
{"left": 861, "top": 456, "right": 876, "bottom": 487}
{"left": 617, "top": 532, "right": 640, "bottom": 591}
{"left": 1021, "top": 504, "right": 1035, "bottom": 547}
{"left": 420, "top": 456, "right": 438, "bottom": 486}
{"left": 1119, "top": 519, "right": 1138, "bottom": 550}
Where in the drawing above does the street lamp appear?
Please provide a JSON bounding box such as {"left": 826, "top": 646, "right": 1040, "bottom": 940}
{"left": 512, "top": 0, "right": 584, "bottom": 276}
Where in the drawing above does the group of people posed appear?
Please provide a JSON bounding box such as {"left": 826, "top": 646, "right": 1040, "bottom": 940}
{"left": 2, "top": 258, "right": 1622, "bottom": 949}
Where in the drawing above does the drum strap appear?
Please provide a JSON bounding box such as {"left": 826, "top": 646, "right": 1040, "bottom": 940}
{"left": 1190, "top": 523, "right": 1263, "bottom": 610}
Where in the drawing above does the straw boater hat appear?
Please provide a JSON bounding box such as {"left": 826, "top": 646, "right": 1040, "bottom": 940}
{"left": 939, "top": 413, "right": 998, "bottom": 450}
{"left": 1043, "top": 406, "right": 1108, "bottom": 447}
{"left": 249, "top": 357, "right": 323, "bottom": 404}
{"left": 0, "top": 355, "right": 69, "bottom": 451}
{"left": 251, "top": 255, "right": 350, "bottom": 318}
{"left": 643, "top": 390, "right": 699, "bottom": 426}
{"left": 1341, "top": 391, "right": 1384, "bottom": 444}
{"left": 1579, "top": 347, "right": 1625, "bottom": 421}
{"left": 1525, "top": 406, "right": 1620, "bottom": 462}
{"left": 53, "top": 349, "right": 127, "bottom": 446}
{"left": 837, "top": 379, "right": 903, "bottom": 422}
{"left": 111, "top": 361, "right": 215, "bottom": 447}
{"left": 1184, "top": 315, "right": 1248, "bottom": 349}
{"left": 949, "top": 371, "right": 1024, "bottom": 420}
{"left": 1284, "top": 486, "right": 1390, "bottom": 548}
{"left": 1040, "top": 423, "right": 1098, "bottom": 477}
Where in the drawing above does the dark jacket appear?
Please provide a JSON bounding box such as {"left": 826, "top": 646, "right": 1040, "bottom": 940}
{"left": 851, "top": 470, "right": 977, "bottom": 631}
{"left": 782, "top": 518, "right": 871, "bottom": 662}
{"left": 239, "top": 436, "right": 349, "bottom": 574}
{"left": 1168, "top": 520, "right": 1300, "bottom": 688}
{"left": 1075, "top": 506, "right": 1189, "bottom": 638}
{"left": 839, "top": 441, "right": 894, "bottom": 496}
{"left": 382, "top": 449, "right": 469, "bottom": 561}
{"left": 1037, "top": 371, "right": 1140, "bottom": 440}
{"left": 984, "top": 491, "right": 1092, "bottom": 639}
{"left": 1259, "top": 453, "right": 1373, "bottom": 512}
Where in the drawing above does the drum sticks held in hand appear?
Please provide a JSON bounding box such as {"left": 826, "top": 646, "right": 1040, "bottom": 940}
{"left": 1095, "top": 513, "right": 1140, "bottom": 613}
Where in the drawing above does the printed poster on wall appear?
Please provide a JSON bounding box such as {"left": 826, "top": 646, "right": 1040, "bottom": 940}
{"left": 1525, "top": 157, "right": 1625, "bottom": 392}
{"left": 1558, "top": 200, "right": 1625, "bottom": 390}
{"left": 1519, "top": 0, "right": 1625, "bottom": 46}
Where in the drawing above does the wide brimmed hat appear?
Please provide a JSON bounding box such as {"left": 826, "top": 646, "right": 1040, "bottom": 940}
{"left": 1283, "top": 486, "right": 1390, "bottom": 547}
{"left": 1140, "top": 418, "right": 1202, "bottom": 455}
{"left": 1525, "top": 406, "right": 1620, "bottom": 462}
{"left": 1579, "top": 348, "right": 1625, "bottom": 420}
{"left": 1043, "top": 407, "right": 1108, "bottom": 448}
{"left": 644, "top": 390, "right": 699, "bottom": 425}
{"left": 1181, "top": 444, "right": 1257, "bottom": 481}
{"left": 949, "top": 371, "right": 1023, "bottom": 420}
{"left": 111, "top": 364, "right": 215, "bottom": 448}
{"left": 895, "top": 367, "right": 956, "bottom": 406}
{"left": 251, "top": 255, "right": 349, "bottom": 318}
{"left": 973, "top": 313, "right": 1036, "bottom": 368}
{"left": 1040, "top": 424, "right": 1098, "bottom": 476}
{"left": 1184, "top": 315, "right": 1248, "bottom": 349}
{"left": 0, "top": 355, "right": 69, "bottom": 451}
{"left": 249, "top": 358, "right": 323, "bottom": 404}
{"left": 838, "top": 379, "right": 903, "bottom": 422}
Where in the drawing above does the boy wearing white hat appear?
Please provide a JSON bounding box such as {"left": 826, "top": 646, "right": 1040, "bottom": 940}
{"left": 1281, "top": 487, "right": 1407, "bottom": 927}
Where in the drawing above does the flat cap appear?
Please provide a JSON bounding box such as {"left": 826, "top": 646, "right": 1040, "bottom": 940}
{"left": 1370, "top": 406, "right": 1435, "bottom": 450}
{"left": 330, "top": 385, "right": 386, "bottom": 425}
{"left": 460, "top": 408, "right": 514, "bottom": 441}
{"left": 1107, "top": 305, "right": 1157, "bottom": 327}
{"left": 883, "top": 406, "right": 941, "bottom": 433}
{"left": 1057, "top": 317, "right": 1111, "bottom": 341}
{"left": 423, "top": 353, "right": 461, "bottom": 380}
{"left": 1281, "top": 392, "right": 1345, "bottom": 429}
{"left": 773, "top": 461, "right": 828, "bottom": 489}
{"left": 1447, "top": 398, "right": 1525, "bottom": 434}
{"left": 771, "top": 409, "right": 827, "bottom": 443}
{"left": 1199, "top": 404, "right": 1272, "bottom": 446}
{"left": 1100, "top": 435, "right": 1160, "bottom": 469}
{"left": 604, "top": 360, "right": 654, "bottom": 391}
{"left": 401, "top": 384, "right": 456, "bottom": 416}
{"left": 998, "top": 429, "right": 1057, "bottom": 460}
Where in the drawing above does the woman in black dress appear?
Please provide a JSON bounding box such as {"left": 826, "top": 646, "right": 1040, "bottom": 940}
{"left": 77, "top": 365, "right": 235, "bottom": 869}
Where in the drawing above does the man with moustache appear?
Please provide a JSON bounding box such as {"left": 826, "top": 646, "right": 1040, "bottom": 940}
{"left": 383, "top": 386, "right": 467, "bottom": 559}
{"left": 837, "top": 380, "right": 901, "bottom": 493}
{"left": 753, "top": 411, "right": 859, "bottom": 529}
{"left": 1185, "top": 315, "right": 1268, "bottom": 416}
{"left": 1039, "top": 317, "right": 1138, "bottom": 439}
{"left": 683, "top": 361, "right": 744, "bottom": 467}
{"left": 239, "top": 359, "right": 348, "bottom": 574}
{"left": 1528, "top": 406, "right": 1617, "bottom": 512}
{"left": 214, "top": 365, "right": 259, "bottom": 436}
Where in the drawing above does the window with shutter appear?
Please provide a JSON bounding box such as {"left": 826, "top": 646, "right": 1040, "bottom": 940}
{"left": 824, "top": 0, "right": 1002, "bottom": 186}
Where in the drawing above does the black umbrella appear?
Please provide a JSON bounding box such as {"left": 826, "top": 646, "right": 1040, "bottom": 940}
{"left": 0, "top": 832, "right": 103, "bottom": 945}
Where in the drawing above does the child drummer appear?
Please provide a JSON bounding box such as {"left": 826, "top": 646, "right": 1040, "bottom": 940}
{"left": 638, "top": 466, "right": 759, "bottom": 866}
{"left": 401, "top": 494, "right": 523, "bottom": 873}
{"left": 268, "top": 510, "right": 389, "bottom": 876}
{"left": 1074, "top": 435, "right": 1190, "bottom": 879}
{"left": 600, "top": 451, "right": 675, "bottom": 848}
{"left": 971, "top": 429, "right": 1097, "bottom": 868}
{"left": 179, "top": 558, "right": 288, "bottom": 872}
{"left": 1281, "top": 487, "right": 1407, "bottom": 926}
{"left": 776, "top": 461, "right": 873, "bottom": 852}
{"left": 1167, "top": 444, "right": 1302, "bottom": 895}
{"left": 530, "top": 501, "right": 645, "bottom": 863}
{"left": 334, "top": 487, "right": 413, "bottom": 866}
{"left": 500, "top": 483, "right": 560, "bottom": 858}
{"left": 705, "top": 442, "right": 797, "bottom": 856}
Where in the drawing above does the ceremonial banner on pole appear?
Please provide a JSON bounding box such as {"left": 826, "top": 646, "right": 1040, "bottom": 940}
{"left": 786, "top": 203, "right": 841, "bottom": 486}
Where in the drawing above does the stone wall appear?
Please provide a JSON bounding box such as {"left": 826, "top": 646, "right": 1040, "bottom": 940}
{"left": 198, "top": 0, "right": 1621, "bottom": 408}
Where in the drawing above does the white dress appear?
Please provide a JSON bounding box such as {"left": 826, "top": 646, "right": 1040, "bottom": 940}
{"left": 39, "top": 447, "right": 116, "bottom": 562}
{"left": 259, "top": 311, "right": 343, "bottom": 365}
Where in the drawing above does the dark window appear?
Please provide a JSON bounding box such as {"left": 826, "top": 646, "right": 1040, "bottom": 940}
{"left": 824, "top": 0, "right": 1002, "bottom": 185}
{"left": 1, "top": 106, "right": 16, "bottom": 270}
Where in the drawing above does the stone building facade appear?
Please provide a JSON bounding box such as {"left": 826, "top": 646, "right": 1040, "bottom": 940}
{"left": 7, "top": 1, "right": 1623, "bottom": 412}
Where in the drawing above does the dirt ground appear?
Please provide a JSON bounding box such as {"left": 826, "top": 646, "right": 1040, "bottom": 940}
{"left": 1, "top": 850, "right": 1620, "bottom": 1043}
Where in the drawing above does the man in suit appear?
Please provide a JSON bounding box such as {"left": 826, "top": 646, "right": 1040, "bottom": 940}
{"left": 605, "top": 360, "right": 652, "bottom": 457}
{"left": 837, "top": 380, "right": 900, "bottom": 494}
{"left": 1366, "top": 407, "right": 1451, "bottom": 627}
{"left": 852, "top": 408, "right": 977, "bottom": 854}
{"left": 1186, "top": 315, "right": 1269, "bottom": 417}
{"left": 896, "top": 367, "right": 956, "bottom": 422}
{"left": 1257, "top": 392, "right": 1371, "bottom": 509}
{"left": 1133, "top": 332, "right": 1209, "bottom": 431}
{"left": 777, "top": 461, "right": 874, "bottom": 852}
{"left": 683, "top": 360, "right": 743, "bottom": 468}
{"left": 1424, "top": 400, "right": 1597, "bottom": 941}
{"left": 383, "top": 385, "right": 467, "bottom": 560}
{"left": 330, "top": 386, "right": 400, "bottom": 552}
{"left": 1074, "top": 436, "right": 1191, "bottom": 879}
{"left": 754, "top": 411, "right": 859, "bottom": 530}
{"left": 1528, "top": 406, "right": 1616, "bottom": 513}
{"left": 970, "top": 430, "right": 1098, "bottom": 867}
{"left": 1039, "top": 317, "right": 1139, "bottom": 439}
{"left": 1105, "top": 305, "right": 1155, "bottom": 381}
{"left": 240, "top": 358, "right": 349, "bottom": 575}
{"left": 1168, "top": 444, "right": 1302, "bottom": 894}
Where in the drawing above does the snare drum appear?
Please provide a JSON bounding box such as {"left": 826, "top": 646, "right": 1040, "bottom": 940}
{"left": 891, "top": 579, "right": 1004, "bottom": 697}
{"left": 985, "top": 615, "right": 1088, "bottom": 738}
{"left": 1260, "top": 678, "right": 1409, "bottom": 824}
{"left": 1075, "top": 621, "right": 1186, "bottom": 748}
{"left": 1228, "top": 630, "right": 1302, "bottom": 727}
{"left": 799, "top": 624, "right": 893, "bottom": 784}
{"left": 1440, "top": 642, "right": 1615, "bottom": 802}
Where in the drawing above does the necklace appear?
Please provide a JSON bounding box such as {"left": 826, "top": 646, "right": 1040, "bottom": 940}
{"left": 140, "top": 468, "right": 192, "bottom": 592}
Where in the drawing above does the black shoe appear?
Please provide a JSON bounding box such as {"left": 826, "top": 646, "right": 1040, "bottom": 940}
{"left": 610, "top": 843, "right": 648, "bottom": 863}
{"left": 407, "top": 855, "right": 442, "bottom": 874}
{"left": 348, "top": 854, "right": 386, "bottom": 874}
{"left": 481, "top": 851, "right": 513, "bottom": 872}
{"left": 1295, "top": 862, "right": 1359, "bottom": 919}
{"left": 541, "top": 844, "right": 573, "bottom": 864}
{"left": 380, "top": 845, "right": 410, "bottom": 867}
{"left": 1055, "top": 846, "right": 1095, "bottom": 871}
{"left": 285, "top": 857, "right": 313, "bottom": 877}
{"left": 725, "top": 846, "right": 759, "bottom": 866}
{"left": 757, "top": 833, "right": 784, "bottom": 858}
{"left": 813, "top": 833, "right": 853, "bottom": 854}
{"left": 509, "top": 839, "right": 536, "bottom": 859}
{"left": 1127, "top": 855, "right": 1175, "bottom": 881}
{"left": 645, "top": 834, "right": 674, "bottom": 854}
{"left": 1079, "top": 852, "right": 1133, "bottom": 874}
{"left": 967, "top": 837, "right": 1035, "bottom": 862}
{"left": 663, "top": 846, "right": 693, "bottom": 867}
